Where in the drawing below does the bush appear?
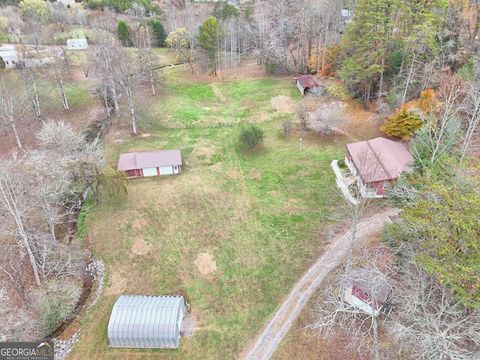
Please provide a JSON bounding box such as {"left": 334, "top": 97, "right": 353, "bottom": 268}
{"left": 239, "top": 124, "right": 264, "bottom": 149}
{"left": 265, "top": 60, "right": 279, "bottom": 75}
{"left": 34, "top": 280, "right": 82, "bottom": 335}
{"left": 381, "top": 107, "right": 423, "bottom": 139}
{"left": 86, "top": 0, "right": 106, "bottom": 10}
{"left": 148, "top": 19, "right": 166, "bottom": 47}
{"left": 381, "top": 89, "right": 437, "bottom": 139}
{"left": 324, "top": 79, "right": 351, "bottom": 101}
{"left": 117, "top": 20, "right": 130, "bottom": 46}
{"left": 281, "top": 118, "right": 293, "bottom": 139}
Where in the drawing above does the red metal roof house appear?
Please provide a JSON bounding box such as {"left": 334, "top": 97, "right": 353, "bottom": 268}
{"left": 344, "top": 267, "right": 392, "bottom": 317}
{"left": 295, "top": 75, "right": 320, "bottom": 96}
{"left": 118, "top": 150, "right": 182, "bottom": 178}
{"left": 345, "top": 137, "right": 413, "bottom": 198}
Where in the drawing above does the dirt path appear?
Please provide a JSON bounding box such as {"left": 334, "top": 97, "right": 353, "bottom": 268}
{"left": 241, "top": 208, "right": 398, "bottom": 360}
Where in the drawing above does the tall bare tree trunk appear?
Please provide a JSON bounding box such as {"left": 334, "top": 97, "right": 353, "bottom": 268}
{"left": 11, "top": 121, "right": 22, "bottom": 149}
{"left": 402, "top": 52, "right": 417, "bottom": 105}
{"left": 126, "top": 78, "right": 137, "bottom": 135}
{"left": 0, "top": 172, "right": 41, "bottom": 287}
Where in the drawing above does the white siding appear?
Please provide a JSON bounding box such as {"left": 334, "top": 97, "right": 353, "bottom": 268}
{"left": 296, "top": 81, "right": 305, "bottom": 95}
{"left": 159, "top": 166, "right": 174, "bottom": 175}
{"left": 142, "top": 167, "right": 158, "bottom": 177}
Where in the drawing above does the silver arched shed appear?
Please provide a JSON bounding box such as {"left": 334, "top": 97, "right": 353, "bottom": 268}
{"left": 108, "top": 295, "right": 186, "bottom": 349}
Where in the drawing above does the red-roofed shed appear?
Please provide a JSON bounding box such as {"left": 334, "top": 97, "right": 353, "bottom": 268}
{"left": 118, "top": 150, "right": 182, "bottom": 178}
{"left": 295, "top": 75, "right": 320, "bottom": 95}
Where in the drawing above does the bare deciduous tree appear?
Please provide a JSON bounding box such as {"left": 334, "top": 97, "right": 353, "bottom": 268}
{"left": 91, "top": 33, "right": 122, "bottom": 115}
{"left": 0, "top": 81, "right": 26, "bottom": 149}
{"left": 0, "top": 157, "right": 42, "bottom": 287}
{"left": 389, "top": 262, "right": 480, "bottom": 360}
{"left": 132, "top": 24, "right": 158, "bottom": 96}
{"left": 308, "top": 248, "right": 396, "bottom": 360}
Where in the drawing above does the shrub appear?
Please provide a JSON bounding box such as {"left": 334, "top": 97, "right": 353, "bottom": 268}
{"left": 19, "top": 0, "right": 48, "bottom": 21}
{"left": 34, "top": 280, "right": 82, "bottom": 335}
{"left": 117, "top": 20, "right": 130, "bottom": 46}
{"left": 86, "top": 0, "right": 106, "bottom": 10}
{"left": 381, "top": 107, "right": 423, "bottom": 139}
{"left": 265, "top": 60, "right": 279, "bottom": 75}
{"left": 281, "top": 118, "right": 293, "bottom": 139}
{"left": 148, "top": 19, "right": 166, "bottom": 47}
{"left": 324, "top": 79, "right": 351, "bottom": 101}
{"left": 239, "top": 124, "right": 264, "bottom": 149}
{"left": 381, "top": 89, "right": 438, "bottom": 139}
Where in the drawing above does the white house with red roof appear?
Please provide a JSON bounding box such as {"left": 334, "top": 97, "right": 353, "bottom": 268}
{"left": 345, "top": 137, "right": 413, "bottom": 198}
{"left": 118, "top": 150, "right": 182, "bottom": 178}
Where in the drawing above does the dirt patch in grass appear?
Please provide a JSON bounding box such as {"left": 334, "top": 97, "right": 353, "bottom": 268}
{"left": 130, "top": 237, "right": 151, "bottom": 256}
{"left": 105, "top": 270, "right": 127, "bottom": 295}
{"left": 194, "top": 252, "right": 218, "bottom": 275}
{"left": 249, "top": 169, "right": 262, "bottom": 181}
{"left": 272, "top": 95, "right": 295, "bottom": 113}
{"left": 187, "top": 145, "right": 217, "bottom": 166}
{"left": 132, "top": 218, "right": 148, "bottom": 231}
{"left": 344, "top": 101, "right": 383, "bottom": 141}
{"left": 226, "top": 169, "right": 242, "bottom": 180}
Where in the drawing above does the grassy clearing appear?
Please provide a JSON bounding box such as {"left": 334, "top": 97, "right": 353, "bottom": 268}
{"left": 71, "top": 75, "right": 345, "bottom": 359}
{"left": 138, "top": 74, "right": 300, "bottom": 129}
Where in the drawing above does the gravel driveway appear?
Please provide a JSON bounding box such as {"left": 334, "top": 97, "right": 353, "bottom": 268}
{"left": 241, "top": 208, "right": 399, "bottom": 360}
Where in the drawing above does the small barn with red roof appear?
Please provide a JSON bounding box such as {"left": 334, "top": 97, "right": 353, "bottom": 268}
{"left": 118, "top": 150, "right": 182, "bottom": 178}
{"left": 345, "top": 137, "right": 413, "bottom": 198}
{"left": 295, "top": 75, "right": 320, "bottom": 96}
{"left": 344, "top": 267, "right": 392, "bottom": 317}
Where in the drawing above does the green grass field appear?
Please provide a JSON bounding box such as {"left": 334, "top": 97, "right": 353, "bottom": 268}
{"left": 70, "top": 74, "right": 344, "bottom": 360}
{"left": 138, "top": 74, "right": 300, "bottom": 129}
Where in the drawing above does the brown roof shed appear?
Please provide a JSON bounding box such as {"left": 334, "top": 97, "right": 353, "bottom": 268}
{"left": 118, "top": 150, "right": 182, "bottom": 171}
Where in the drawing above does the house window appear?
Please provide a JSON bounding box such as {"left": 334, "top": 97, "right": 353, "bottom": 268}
{"left": 383, "top": 182, "right": 389, "bottom": 190}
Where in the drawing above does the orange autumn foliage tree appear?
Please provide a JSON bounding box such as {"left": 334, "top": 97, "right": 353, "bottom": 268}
{"left": 308, "top": 44, "right": 341, "bottom": 76}
{"left": 381, "top": 89, "right": 438, "bottom": 139}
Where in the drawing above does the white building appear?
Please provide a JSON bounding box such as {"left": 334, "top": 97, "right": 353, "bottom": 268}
{"left": 66, "top": 38, "right": 88, "bottom": 50}
{"left": 56, "top": 0, "right": 76, "bottom": 5}
{"left": 0, "top": 45, "right": 19, "bottom": 69}
{"left": 108, "top": 295, "right": 186, "bottom": 349}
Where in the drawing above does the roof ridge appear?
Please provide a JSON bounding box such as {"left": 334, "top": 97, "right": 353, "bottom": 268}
{"left": 366, "top": 140, "right": 392, "bottom": 180}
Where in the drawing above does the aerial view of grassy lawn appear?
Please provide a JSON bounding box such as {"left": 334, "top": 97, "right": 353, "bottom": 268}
{"left": 70, "top": 71, "right": 347, "bottom": 359}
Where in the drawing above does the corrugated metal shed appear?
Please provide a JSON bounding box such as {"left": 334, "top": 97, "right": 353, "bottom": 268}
{"left": 108, "top": 295, "right": 186, "bottom": 349}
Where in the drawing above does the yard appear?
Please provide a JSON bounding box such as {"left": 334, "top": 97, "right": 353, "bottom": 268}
{"left": 69, "top": 70, "right": 364, "bottom": 359}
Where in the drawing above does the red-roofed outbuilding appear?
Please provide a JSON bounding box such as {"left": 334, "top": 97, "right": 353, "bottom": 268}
{"left": 118, "top": 150, "right": 182, "bottom": 178}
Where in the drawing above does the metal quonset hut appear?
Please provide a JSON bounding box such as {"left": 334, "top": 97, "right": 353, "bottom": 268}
{"left": 108, "top": 295, "right": 186, "bottom": 349}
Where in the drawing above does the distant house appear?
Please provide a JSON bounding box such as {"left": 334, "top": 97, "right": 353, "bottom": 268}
{"left": 117, "top": 150, "right": 182, "bottom": 178}
{"left": 66, "top": 38, "right": 88, "bottom": 50}
{"left": 345, "top": 137, "right": 413, "bottom": 198}
{"left": 108, "top": 295, "right": 186, "bottom": 349}
{"left": 0, "top": 45, "right": 19, "bottom": 69}
{"left": 295, "top": 75, "right": 320, "bottom": 96}
{"left": 341, "top": 9, "right": 354, "bottom": 23}
{"left": 344, "top": 268, "right": 392, "bottom": 317}
{"left": 55, "top": 0, "right": 76, "bottom": 5}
